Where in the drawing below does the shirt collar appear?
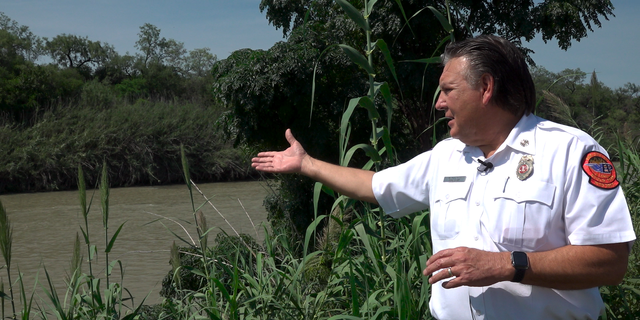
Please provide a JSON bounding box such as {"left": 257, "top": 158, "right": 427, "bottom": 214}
{"left": 503, "top": 113, "right": 537, "bottom": 155}
{"left": 455, "top": 113, "right": 538, "bottom": 156}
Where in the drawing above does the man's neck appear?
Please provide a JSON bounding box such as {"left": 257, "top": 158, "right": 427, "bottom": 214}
{"left": 477, "top": 111, "right": 522, "bottom": 158}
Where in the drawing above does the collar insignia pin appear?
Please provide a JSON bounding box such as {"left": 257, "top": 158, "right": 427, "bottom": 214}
{"left": 520, "top": 139, "right": 529, "bottom": 147}
{"left": 517, "top": 155, "right": 534, "bottom": 180}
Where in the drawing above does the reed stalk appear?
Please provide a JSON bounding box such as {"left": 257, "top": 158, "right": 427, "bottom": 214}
{"left": 0, "top": 201, "right": 16, "bottom": 319}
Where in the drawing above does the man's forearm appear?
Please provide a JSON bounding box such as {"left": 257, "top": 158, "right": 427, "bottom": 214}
{"left": 522, "top": 243, "right": 629, "bottom": 290}
{"left": 300, "top": 155, "right": 378, "bottom": 204}
{"left": 426, "top": 243, "right": 630, "bottom": 290}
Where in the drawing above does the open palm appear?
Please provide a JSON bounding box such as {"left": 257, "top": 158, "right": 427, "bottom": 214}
{"left": 251, "top": 129, "right": 307, "bottom": 174}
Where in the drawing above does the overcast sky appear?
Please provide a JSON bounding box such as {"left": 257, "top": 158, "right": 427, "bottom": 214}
{"left": 2, "top": 0, "right": 638, "bottom": 89}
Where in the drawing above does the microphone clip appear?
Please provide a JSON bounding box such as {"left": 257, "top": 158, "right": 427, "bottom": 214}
{"left": 477, "top": 159, "right": 494, "bottom": 173}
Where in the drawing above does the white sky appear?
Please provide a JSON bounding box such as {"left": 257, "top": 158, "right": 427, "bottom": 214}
{"left": 2, "top": 0, "right": 638, "bottom": 89}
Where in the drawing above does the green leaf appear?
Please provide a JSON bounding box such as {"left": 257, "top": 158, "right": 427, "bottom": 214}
{"left": 339, "top": 44, "right": 374, "bottom": 75}
{"left": 336, "top": 0, "right": 370, "bottom": 32}
{"left": 105, "top": 222, "right": 125, "bottom": 253}
{"left": 365, "top": 0, "right": 379, "bottom": 16}
{"left": 375, "top": 40, "right": 400, "bottom": 90}
{"left": 378, "top": 82, "right": 394, "bottom": 130}
{"left": 392, "top": 0, "right": 414, "bottom": 36}
{"left": 427, "top": 6, "right": 453, "bottom": 33}
{"left": 357, "top": 95, "right": 380, "bottom": 120}
{"left": 354, "top": 223, "right": 381, "bottom": 276}
{"left": 379, "top": 126, "right": 395, "bottom": 162}
{"left": 313, "top": 182, "right": 323, "bottom": 220}
{"left": 345, "top": 144, "right": 382, "bottom": 166}
{"left": 304, "top": 215, "right": 327, "bottom": 256}
{"left": 100, "top": 162, "right": 109, "bottom": 228}
{"left": 310, "top": 44, "right": 339, "bottom": 125}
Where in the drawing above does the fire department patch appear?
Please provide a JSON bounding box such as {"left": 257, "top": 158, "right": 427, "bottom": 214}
{"left": 581, "top": 151, "right": 619, "bottom": 189}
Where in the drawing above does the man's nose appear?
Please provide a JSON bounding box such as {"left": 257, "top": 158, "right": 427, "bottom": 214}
{"left": 435, "top": 95, "right": 446, "bottom": 110}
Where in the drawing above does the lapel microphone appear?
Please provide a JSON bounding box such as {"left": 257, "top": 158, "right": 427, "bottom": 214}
{"left": 477, "top": 159, "right": 494, "bottom": 173}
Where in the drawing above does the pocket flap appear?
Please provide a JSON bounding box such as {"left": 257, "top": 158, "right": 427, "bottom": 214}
{"left": 436, "top": 178, "right": 472, "bottom": 204}
{"left": 495, "top": 180, "right": 556, "bottom": 206}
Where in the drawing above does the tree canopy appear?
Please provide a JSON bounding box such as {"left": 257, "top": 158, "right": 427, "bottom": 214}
{"left": 215, "top": 0, "right": 616, "bottom": 153}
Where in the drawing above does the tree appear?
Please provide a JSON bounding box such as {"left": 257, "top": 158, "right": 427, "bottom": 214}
{"left": 183, "top": 48, "right": 217, "bottom": 78}
{"left": 135, "top": 23, "right": 186, "bottom": 69}
{"left": 44, "top": 34, "right": 116, "bottom": 72}
{"left": 0, "top": 12, "right": 43, "bottom": 62}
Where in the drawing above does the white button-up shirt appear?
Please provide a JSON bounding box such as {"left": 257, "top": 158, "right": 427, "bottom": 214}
{"left": 372, "top": 114, "right": 636, "bottom": 319}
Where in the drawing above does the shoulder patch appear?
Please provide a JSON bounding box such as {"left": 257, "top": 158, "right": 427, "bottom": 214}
{"left": 581, "top": 151, "right": 619, "bottom": 189}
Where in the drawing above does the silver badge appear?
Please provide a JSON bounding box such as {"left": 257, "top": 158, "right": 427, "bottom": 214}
{"left": 517, "top": 155, "right": 534, "bottom": 180}
{"left": 520, "top": 139, "right": 529, "bottom": 147}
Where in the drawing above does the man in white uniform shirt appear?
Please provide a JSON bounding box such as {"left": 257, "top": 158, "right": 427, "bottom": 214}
{"left": 252, "top": 35, "right": 635, "bottom": 319}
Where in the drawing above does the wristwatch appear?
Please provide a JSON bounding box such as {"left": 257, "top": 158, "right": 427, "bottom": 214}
{"left": 511, "top": 251, "right": 529, "bottom": 283}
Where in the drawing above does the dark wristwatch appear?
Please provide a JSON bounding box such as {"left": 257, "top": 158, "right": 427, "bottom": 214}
{"left": 511, "top": 251, "right": 529, "bottom": 283}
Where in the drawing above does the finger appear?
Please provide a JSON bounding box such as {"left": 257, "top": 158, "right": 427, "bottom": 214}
{"left": 255, "top": 151, "right": 278, "bottom": 157}
{"left": 426, "top": 248, "right": 455, "bottom": 265}
{"left": 441, "top": 277, "right": 463, "bottom": 289}
{"left": 424, "top": 254, "right": 453, "bottom": 276}
{"left": 285, "top": 128, "right": 297, "bottom": 145}
{"left": 252, "top": 162, "right": 271, "bottom": 169}
{"left": 427, "top": 266, "right": 456, "bottom": 284}
{"left": 252, "top": 156, "right": 274, "bottom": 163}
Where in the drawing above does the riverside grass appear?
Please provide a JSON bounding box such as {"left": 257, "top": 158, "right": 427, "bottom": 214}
{"left": 0, "top": 98, "right": 255, "bottom": 194}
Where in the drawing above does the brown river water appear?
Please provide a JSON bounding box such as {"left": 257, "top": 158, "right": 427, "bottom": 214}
{"left": 0, "top": 180, "right": 270, "bottom": 310}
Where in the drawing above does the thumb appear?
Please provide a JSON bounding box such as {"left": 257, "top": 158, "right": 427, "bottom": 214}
{"left": 285, "top": 129, "right": 298, "bottom": 146}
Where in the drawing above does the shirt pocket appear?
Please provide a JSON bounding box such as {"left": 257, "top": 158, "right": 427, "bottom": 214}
{"left": 432, "top": 179, "right": 472, "bottom": 240}
{"left": 484, "top": 178, "right": 556, "bottom": 250}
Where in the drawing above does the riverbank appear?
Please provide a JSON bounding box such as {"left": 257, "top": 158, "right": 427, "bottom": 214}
{"left": 0, "top": 100, "right": 258, "bottom": 194}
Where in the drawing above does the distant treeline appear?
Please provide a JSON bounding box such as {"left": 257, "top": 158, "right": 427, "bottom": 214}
{"left": 0, "top": 13, "right": 254, "bottom": 193}
{"left": 532, "top": 67, "right": 640, "bottom": 153}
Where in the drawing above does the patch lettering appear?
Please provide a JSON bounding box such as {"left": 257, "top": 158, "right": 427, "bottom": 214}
{"left": 581, "top": 151, "right": 619, "bottom": 189}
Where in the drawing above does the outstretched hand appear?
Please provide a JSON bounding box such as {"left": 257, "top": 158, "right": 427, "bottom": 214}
{"left": 251, "top": 129, "right": 308, "bottom": 174}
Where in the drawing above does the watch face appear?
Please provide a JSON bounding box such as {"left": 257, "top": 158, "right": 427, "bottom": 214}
{"left": 512, "top": 251, "right": 529, "bottom": 269}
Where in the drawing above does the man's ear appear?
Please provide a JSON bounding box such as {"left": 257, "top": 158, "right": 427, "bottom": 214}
{"left": 480, "top": 73, "right": 494, "bottom": 106}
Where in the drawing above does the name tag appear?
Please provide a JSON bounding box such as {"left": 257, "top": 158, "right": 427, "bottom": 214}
{"left": 444, "top": 176, "right": 466, "bottom": 183}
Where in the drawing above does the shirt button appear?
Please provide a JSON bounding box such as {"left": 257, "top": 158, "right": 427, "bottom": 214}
{"left": 476, "top": 310, "right": 482, "bottom": 316}
{"left": 474, "top": 236, "right": 479, "bottom": 241}
{"left": 475, "top": 201, "right": 481, "bottom": 206}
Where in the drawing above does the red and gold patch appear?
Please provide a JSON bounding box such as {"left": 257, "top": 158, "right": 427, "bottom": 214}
{"left": 581, "top": 151, "right": 619, "bottom": 189}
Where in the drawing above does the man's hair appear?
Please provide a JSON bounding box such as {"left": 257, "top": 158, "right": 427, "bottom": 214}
{"left": 442, "top": 35, "right": 536, "bottom": 116}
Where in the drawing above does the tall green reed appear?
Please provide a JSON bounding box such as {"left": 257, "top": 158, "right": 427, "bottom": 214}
{"left": 0, "top": 200, "right": 16, "bottom": 319}
{"left": 38, "top": 163, "right": 143, "bottom": 320}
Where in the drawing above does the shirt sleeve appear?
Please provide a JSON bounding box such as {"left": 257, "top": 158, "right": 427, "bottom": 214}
{"left": 563, "top": 140, "right": 636, "bottom": 246}
{"left": 372, "top": 151, "right": 433, "bottom": 218}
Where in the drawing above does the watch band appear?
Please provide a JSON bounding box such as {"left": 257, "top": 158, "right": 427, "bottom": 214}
{"left": 512, "top": 266, "right": 526, "bottom": 283}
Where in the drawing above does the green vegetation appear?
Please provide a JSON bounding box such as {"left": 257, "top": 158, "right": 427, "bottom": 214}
{"left": 0, "top": 99, "right": 255, "bottom": 193}
{"left": 1, "top": 13, "right": 234, "bottom": 194}
{"left": 1, "top": 0, "right": 639, "bottom": 319}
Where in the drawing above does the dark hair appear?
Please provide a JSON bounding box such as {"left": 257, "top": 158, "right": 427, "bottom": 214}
{"left": 442, "top": 35, "right": 535, "bottom": 116}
